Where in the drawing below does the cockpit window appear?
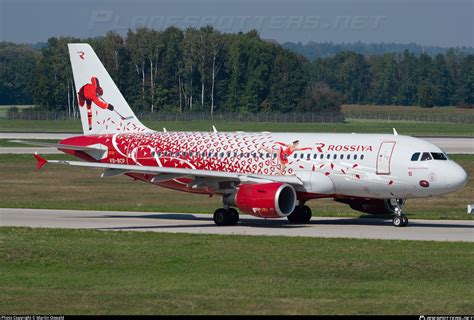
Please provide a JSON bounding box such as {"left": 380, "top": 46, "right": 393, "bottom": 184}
{"left": 420, "top": 152, "right": 432, "bottom": 161}
{"left": 431, "top": 152, "right": 448, "bottom": 160}
{"left": 411, "top": 152, "right": 420, "bottom": 161}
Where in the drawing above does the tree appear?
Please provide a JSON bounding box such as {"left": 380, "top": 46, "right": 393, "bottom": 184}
{"left": 417, "top": 82, "right": 438, "bottom": 108}
{"left": 298, "top": 83, "right": 345, "bottom": 113}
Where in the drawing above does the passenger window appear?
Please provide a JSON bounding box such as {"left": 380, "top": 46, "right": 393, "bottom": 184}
{"left": 182, "top": 151, "right": 187, "bottom": 157}
{"left": 227, "top": 151, "right": 231, "bottom": 157}
{"left": 360, "top": 154, "right": 365, "bottom": 160}
{"left": 354, "top": 154, "right": 357, "bottom": 160}
{"left": 245, "top": 152, "right": 250, "bottom": 157}
{"left": 340, "top": 154, "right": 344, "bottom": 160}
{"left": 273, "top": 153, "right": 278, "bottom": 159}
{"left": 420, "top": 152, "right": 432, "bottom": 161}
{"left": 320, "top": 154, "right": 324, "bottom": 159}
{"left": 333, "top": 154, "right": 337, "bottom": 160}
{"left": 300, "top": 153, "right": 304, "bottom": 159}
{"left": 347, "top": 154, "right": 351, "bottom": 160}
{"left": 313, "top": 154, "right": 318, "bottom": 159}
{"left": 327, "top": 154, "right": 331, "bottom": 159}
{"left": 157, "top": 152, "right": 162, "bottom": 157}
{"left": 411, "top": 152, "right": 420, "bottom": 161}
{"left": 293, "top": 154, "right": 297, "bottom": 159}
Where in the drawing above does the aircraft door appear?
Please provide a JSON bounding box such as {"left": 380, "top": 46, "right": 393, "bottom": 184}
{"left": 376, "top": 141, "right": 396, "bottom": 175}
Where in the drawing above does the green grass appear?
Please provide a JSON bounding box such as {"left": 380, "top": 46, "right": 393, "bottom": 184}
{"left": 0, "top": 154, "right": 472, "bottom": 220}
{"left": 343, "top": 104, "right": 474, "bottom": 123}
{"left": 0, "top": 227, "right": 472, "bottom": 315}
{"left": 0, "top": 118, "right": 473, "bottom": 136}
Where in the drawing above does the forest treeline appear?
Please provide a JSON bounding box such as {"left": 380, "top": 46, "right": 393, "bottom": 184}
{"left": 0, "top": 27, "right": 473, "bottom": 116}
{"left": 282, "top": 41, "right": 474, "bottom": 60}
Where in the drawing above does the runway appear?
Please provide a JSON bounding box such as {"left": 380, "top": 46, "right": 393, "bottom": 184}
{"left": 0, "top": 133, "right": 472, "bottom": 154}
{"left": 1, "top": 208, "right": 472, "bottom": 242}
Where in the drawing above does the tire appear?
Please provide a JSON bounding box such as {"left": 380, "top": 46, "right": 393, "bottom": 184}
{"left": 392, "top": 216, "right": 402, "bottom": 227}
{"left": 300, "top": 205, "right": 312, "bottom": 223}
{"left": 287, "top": 206, "right": 312, "bottom": 224}
{"left": 228, "top": 208, "right": 239, "bottom": 225}
{"left": 401, "top": 215, "right": 409, "bottom": 227}
{"left": 287, "top": 206, "right": 302, "bottom": 223}
{"left": 213, "top": 208, "right": 228, "bottom": 226}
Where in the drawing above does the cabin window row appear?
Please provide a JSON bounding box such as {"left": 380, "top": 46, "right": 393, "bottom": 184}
{"left": 150, "top": 151, "right": 365, "bottom": 161}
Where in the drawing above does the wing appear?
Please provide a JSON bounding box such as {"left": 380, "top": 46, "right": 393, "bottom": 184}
{"left": 33, "top": 154, "right": 303, "bottom": 190}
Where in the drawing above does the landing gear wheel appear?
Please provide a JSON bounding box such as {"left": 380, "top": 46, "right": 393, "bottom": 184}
{"left": 392, "top": 216, "right": 402, "bottom": 227}
{"left": 392, "top": 215, "right": 409, "bottom": 227}
{"left": 228, "top": 208, "right": 239, "bottom": 226}
{"left": 213, "top": 208, "right": 229, "bottom": 226}
{"left": 287, "top": 205, "right": 312, "bottom": 224}
{"left": 213, "top": 208, "right": 239, "bottom": 226}
{"left": 401, "top": 215, "right": 409, "bottom": 227}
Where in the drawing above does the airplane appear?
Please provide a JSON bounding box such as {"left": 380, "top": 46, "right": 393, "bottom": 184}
{"left": 22, "top": 44, "right": 468, "bottom": 227}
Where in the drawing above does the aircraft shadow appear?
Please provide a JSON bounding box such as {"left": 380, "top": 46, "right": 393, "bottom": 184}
{"left": 82, "top": 213, "right": 473, "bottom": 230}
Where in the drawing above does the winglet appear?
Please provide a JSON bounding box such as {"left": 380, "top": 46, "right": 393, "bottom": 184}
{"left": 393, "top": 128, "right": 398, "bottom": 136}
{"left": 33, "top": 152, "right": 48, "bottom": 170}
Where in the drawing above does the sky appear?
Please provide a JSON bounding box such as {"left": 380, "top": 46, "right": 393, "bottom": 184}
{"left": 1, "top": 0, "right": 473, "bottom": 47}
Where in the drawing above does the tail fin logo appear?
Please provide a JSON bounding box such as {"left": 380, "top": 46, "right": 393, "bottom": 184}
{"left": 78, "top": 76, "right": 115, "bottom": 131}
{"left": 78, "top": 51, "right": 85, "bottom": 60}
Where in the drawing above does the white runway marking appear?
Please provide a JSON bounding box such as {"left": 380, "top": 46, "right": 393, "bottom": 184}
{"left": 1, "top": 208, "right": 472, "bottom": 242}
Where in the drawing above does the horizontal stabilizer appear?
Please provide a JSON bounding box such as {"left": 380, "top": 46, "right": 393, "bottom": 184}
{"left": 9, "top": 140, "right": 105, "bottom": 152}
{"left": 33, "top": 153, "right": 48, "bottom": 170}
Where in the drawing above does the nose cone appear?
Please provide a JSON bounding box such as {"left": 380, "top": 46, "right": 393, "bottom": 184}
{"left": 448, "top": 163, "right": 468, "bottom": 192}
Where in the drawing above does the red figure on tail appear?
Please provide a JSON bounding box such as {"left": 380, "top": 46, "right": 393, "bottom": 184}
{"left": 78, "top": 77, "right": 114, "bottom": 131}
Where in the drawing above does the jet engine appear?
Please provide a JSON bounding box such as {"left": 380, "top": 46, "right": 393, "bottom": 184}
{"left": 336, "top": 198, "right": 406, "bottom": 215}
{"left": 223, "top": 183, "right": 297, "bottom": 218}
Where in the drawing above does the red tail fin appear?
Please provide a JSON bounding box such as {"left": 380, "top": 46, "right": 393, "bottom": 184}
{"left": 34, "top": 153, "right": 48, "bottom": 170}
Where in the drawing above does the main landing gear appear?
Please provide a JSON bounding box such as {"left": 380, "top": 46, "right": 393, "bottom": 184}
{"left": 287, "top": 204, "right": 312, "bottom": 224}
{"left": 213, "top": 207, "right": 239, "bottom": 226}
{"left": 392, "top": 206, "right": 409, "bottom": 227}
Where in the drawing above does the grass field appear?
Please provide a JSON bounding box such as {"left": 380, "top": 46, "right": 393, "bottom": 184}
{"left": 0, "top": 227, "right": 472, "bottom": 315}
{"left": 0, "top": 118, "right": 473, "bottom": 136}
{"left": 0, "top": 154, "right": 472, "bottom": 220}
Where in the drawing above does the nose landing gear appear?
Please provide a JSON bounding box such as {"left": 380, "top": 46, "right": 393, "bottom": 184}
{"left": 392, "top": 207, "right": 409, "bottom": 227}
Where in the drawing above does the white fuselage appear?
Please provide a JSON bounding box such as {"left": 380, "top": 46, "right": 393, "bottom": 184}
{"left": 105, "top": 131, "right": 468, "bottom": 200}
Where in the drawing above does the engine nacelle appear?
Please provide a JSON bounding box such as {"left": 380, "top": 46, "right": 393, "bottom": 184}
{"left": 336, "top": 198, "right": 406, "bottom": 215}
{"left": 223, "top": 183, "right": 297, "bottom": 218}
